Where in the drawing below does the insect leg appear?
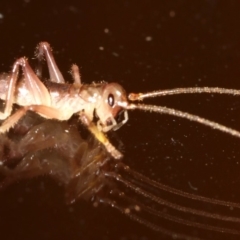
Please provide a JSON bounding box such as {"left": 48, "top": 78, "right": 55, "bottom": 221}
{"left": 0, "top": 57, "right": 50, "bottom": 120}
{"left": 35, "top": 42, "right": 65, "bottom": 84}
{"left": 79, "top": 112, "right": 123, "bottom": 159}
{"left": 0, "top": 105, "right": 69, "bottom": 133}
{"left": 71, "top": 64, "right": 82, "bottom": 87}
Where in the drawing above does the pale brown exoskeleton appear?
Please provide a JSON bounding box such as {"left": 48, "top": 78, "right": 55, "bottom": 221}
{"left": 0, "top": 42, "right": 130, "bottom": 159}
{"left": 1, "top": 42, "right": 240, "bottom": 160}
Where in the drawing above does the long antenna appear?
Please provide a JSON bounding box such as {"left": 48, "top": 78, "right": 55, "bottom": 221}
{"left": 129, "top": 87, "right": 240, "bottom": 101}
{"left": 127, "top": 103, "right": 240, "bottom": 138}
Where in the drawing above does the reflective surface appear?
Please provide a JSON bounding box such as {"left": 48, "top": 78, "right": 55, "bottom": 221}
{"left": 0, "top": 1, "right": 240, "bottom": 239}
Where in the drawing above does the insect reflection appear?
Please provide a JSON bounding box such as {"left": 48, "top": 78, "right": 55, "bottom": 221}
{"left": 0, "top": 110, "right": 240, "bottom": 240}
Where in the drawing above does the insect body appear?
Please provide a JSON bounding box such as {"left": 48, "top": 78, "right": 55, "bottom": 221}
{"left": 1, "top": 42, "right": 240, "bottom": 159}
{"left": 0, "top": 42, "right": 130, "bottom": 159}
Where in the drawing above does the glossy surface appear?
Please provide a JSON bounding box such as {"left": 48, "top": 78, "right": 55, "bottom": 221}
{"left": 0, "top": 1, "right": 240, "bottom": 239}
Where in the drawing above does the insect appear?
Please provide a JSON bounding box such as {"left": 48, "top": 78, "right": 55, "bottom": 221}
{"left": 1, "top": 42, "right": 240, "bottom": 160}
{"left": 1, "top": 42, "right": 240, "bottom": 239}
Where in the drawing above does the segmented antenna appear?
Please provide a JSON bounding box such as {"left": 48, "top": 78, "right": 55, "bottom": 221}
{"left": 127, "top": 103, "right": 240, "bottom": 138}
{"left": 129, "top": 87, "right": 240, "bottom": 100}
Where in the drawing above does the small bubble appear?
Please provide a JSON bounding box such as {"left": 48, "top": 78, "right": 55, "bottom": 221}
{"left": 169, "top": 10, "right": 176, "bottom": 17}
{"left": 124, "top": 208, "right": 130, "bottom": 214}
{"left": 99, "top": 46, "right": 104, "bottom": 51}
{"left": 145, "top": 36, "right": 152, "bottom": 42}
{"left": 0, "top": 13, "right": 4, "bottom": 19}
{"left": 134, "top": 205, "right": 141, "bottom": 212}
{"left": 112, "top": 52, "right": 119, "bottom": 57}
{"left": 104, "top": 28, "right": 109, "bottom": 33}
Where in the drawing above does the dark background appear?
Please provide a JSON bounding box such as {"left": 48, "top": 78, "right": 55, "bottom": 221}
{"left": 0, "top": 0, "right": 240, "bottom": 239}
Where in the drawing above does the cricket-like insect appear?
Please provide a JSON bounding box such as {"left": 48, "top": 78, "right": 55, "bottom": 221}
{"left": 1, "top": 42, "right": 240, "bottom": 160}
{"left": 1, "top": 42, "right": 240, "bottom": 239}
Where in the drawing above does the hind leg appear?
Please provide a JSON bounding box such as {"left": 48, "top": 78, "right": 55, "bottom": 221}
{"left": 35, "top": 42, "right": 65, "bottom": 84}
{"left": 0, "top": 57, "right": 51, "bottom": 121}
{"left": 36, "top": 42, "right": 82, "bottom": 86}
{"left": 0, "top": 104, "right": 69, "bottom": 133}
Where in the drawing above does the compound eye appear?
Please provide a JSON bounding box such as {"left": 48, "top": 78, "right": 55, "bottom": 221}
{"left": 108, "top": 93, "right": 115, "bottom": 107}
